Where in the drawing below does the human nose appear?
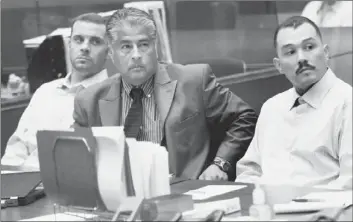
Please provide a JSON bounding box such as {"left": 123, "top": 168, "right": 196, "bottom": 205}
{"left": 80, "top": 40, "right": 90, "bottom": 54}
{"left": 131, "top": 45, "right": 142, "bottom": 60}
{"left": 297, "top": 49, "right": 307, "bottom": 61}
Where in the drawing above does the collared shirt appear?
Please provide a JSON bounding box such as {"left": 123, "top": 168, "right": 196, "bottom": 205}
{"left": 236, "top": 69, "right": 352, "bottom": 189}
{"left": 121, "top": 76, "right": 163, "bottom": 144}
{"left": 1, "top": 70, "right": 108, "bottom": 171}
{"left": 302, "top": 1, "right": 352, "bottom": 27}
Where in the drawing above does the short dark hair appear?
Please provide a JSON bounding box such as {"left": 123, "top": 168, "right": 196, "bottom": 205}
{"left": 70, "top": 13, "right": 106, "bottom": 34}
{"left": 106, "top": 7, "right": 157, "bottom": 43}
{"left": 273, "top": 16, "right": 322, "bottom": 49}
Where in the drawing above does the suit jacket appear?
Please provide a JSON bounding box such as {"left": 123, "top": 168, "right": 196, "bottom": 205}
{"left": 73, "top": 63, "right": 257, "bottom": 180}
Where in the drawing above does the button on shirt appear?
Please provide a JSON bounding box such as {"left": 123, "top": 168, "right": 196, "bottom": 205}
{"left": 121, "top": 77, "right": 163, "bottom": 144}
{"left": 1, "top": 70, "right": 108, "bottom": 170}
{"left": 236, "top": 69, "right": 352, "bottom": 189}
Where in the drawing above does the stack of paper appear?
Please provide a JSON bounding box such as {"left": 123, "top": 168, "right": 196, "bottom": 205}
{"left": 184, "top": 185, "right": 246, "bottom": 200}
{"left": 127, "top": 138, "right": 170, "bottom": 199}
{"left": 94, "top": 127, "right": 126, "bottom": 211}
{"left": 93, "top": 127, "right": 170, "bottom": 212}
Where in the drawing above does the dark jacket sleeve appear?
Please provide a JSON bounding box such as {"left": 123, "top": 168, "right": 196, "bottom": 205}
{"left": 72, "top": 90, "right": 89, "bottom": 128}
{"left": 202, "top": 64, "right": 257, "bottom": 174}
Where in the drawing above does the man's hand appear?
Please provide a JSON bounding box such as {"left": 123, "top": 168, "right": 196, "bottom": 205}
{"left": 198, "top": 164, "right": 228, "bottom": 181}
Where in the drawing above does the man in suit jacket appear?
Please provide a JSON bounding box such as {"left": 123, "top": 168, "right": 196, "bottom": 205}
{"left": 73, "top": 8, "right": 257, "bottom": 181}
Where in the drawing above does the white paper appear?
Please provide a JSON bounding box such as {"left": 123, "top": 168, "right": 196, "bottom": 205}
{"left": 149, "top": 141, "right": 170, "bottom": 196}
{"left": 274, "top": 201, "right": 346, "bottom": 214}
{"left": 1, "top": 171, "right": 21, "bottom": 174}
{"left": 184, "top": 185, "right": 246, "bottom": 200}
{"left": 126, "top": 139, "right": 170, "bottom": 199}
{"left": 182, "top": 197, "right": 241, "bottom": 219}
{"left": 94, "top": 127, "right": 126, "bottom": 212}
{"left": 274, "top": 190, "right": 352, "bottom": 214}
{"left": 1, "top": 169, "right": 39, "bottom": 174}
{"left": 92, "top": 127, "right": 170, "bottom": 211}
{"left": 300, "top": 190, "right": 352, "bottom": 205}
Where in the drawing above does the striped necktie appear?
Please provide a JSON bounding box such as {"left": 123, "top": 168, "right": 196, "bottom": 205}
{"left": 124, "top": 88, "right": 144, "bottom": 138}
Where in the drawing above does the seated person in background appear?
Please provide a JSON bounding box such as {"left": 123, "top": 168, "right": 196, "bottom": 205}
{"left": 236, "top": 16, "right": 352, "bottom": 189}
{"left": 72, "top": 8, "right": 257, "bottom": 181}
{"left": 1, "top": 13, "right": 109, "bottom": 171}
{"left": 301, "top": 0, "right": 352, "bottom": 27}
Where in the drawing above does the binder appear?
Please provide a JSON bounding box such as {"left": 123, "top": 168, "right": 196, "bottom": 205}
{"left": 1, "top": 171, "right": 45, "bottom": 208}
{"left": 37, "top": 128, "right": 106, "bottom": 211}
{"left": 36, "top": 127, "right": 136, "bottom": 212}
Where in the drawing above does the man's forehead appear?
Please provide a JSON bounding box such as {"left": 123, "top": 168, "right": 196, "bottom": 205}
{"left": 116, "top": 24, "right": 152, "bottom": 40}
{"left": 277, "top": 23, "right": 320, "bottom": 47}
{"left": 72, "top": 21, "right": 106, "bottom": 37}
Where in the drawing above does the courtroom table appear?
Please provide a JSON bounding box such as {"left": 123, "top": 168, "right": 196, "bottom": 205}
{"left": 1, "top": 180, "right": 352, "bottom": 221}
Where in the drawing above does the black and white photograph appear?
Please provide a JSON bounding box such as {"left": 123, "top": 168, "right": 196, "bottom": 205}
{"left": 1, "top": 0, "right": 352, "bottom": 221}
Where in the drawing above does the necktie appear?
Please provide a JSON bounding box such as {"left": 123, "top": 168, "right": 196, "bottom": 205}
{"left": 124, "top": 88, "right": 144, "bottom": 138}
{"left": 292, "top": 97, "right": 305, "bottom": 109}
{"left": 124, "top": 141, "right": 135, "bottom": 196}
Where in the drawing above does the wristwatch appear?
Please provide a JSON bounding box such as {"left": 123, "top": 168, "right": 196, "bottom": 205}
{"left": 213, "top": 157, "right": 232, "bottom": 174}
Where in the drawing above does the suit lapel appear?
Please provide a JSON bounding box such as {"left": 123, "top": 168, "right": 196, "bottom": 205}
{"left": 155, "top": 64, "right": 177, "bottom": 131}
{"left": 99, "top": 75, "right": 122, "bottom": 126}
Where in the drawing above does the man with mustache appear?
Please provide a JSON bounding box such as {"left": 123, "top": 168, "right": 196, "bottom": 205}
{"left": 72, "top": 8, "right": 257, "bottom": 181}
{"left": 236, "top": 16, "right": 352, "bottom": 189}
{"left": 1, "top": 13, "right": 109, "bottom": 171}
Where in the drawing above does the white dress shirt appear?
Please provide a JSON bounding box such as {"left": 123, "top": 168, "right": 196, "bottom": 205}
{"left": 236, "top": 69, "right": 352, "bottom": 189}
{"left": 1, "top": 70, "right": 108, "bottom": 171}
{"left": 302, "top": 1, "right": 352, "bottom": 27}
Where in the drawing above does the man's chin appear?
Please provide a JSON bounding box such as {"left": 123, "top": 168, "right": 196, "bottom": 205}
{"left": 74, "top": 64, "right": 93, "bottom": 72}
{"left": 125, "top": 72, "right": 151, "bottom": 86}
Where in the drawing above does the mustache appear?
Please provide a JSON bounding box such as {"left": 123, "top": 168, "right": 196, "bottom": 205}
{"left": 296, "top": 61, "right": 316, "bottom": 74}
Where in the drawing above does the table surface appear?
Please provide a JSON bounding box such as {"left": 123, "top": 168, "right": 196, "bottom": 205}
{"left": 1, "top": 179, "right": 352, "bottom": 221}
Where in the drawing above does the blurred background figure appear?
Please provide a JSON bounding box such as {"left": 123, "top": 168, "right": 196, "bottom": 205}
{"left": 1, "top": 73, "right": 30, "bottom": 100}
{"left": 301, "top": 0, "right": 352, "bottom": 27}
{"left": 27, "top": 35, "right": 67, "bottom": 94}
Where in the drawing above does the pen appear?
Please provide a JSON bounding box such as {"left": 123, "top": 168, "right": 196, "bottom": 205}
{"left": 292, "top": 198, "right": 323, "bottom": 203}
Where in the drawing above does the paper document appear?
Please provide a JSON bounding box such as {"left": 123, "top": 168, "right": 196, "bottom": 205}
{"left": 299, "top": 190, "right": 352, "bottom": 205}
{"left": 184, "top": 185, "right": 246, "bottom": 200}
{"left": 182, "top": 197, "right": 241, "bottom": 219}
{"left": 94, "top": 127, "right": 170, "bottom": 211}
{"left": 1, "top": 171, "right": 20, "bottom": 174}
{"left": 274, "top": 191, "right": 352, "bottom": 214}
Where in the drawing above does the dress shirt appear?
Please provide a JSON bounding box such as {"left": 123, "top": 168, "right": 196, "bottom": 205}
{"left": 236, "top": 68, "right": 352, "bottom": 189}
{"left": 121, "top": 76, "right": 163, "bottom": 144}
{"left": 1, "top": 70, "right": 108, "bottom": 171}
{"left": 302, "top": 1, "right": 352, "bottom": 27}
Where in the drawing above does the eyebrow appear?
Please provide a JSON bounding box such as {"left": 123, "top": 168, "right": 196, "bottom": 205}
{"left": 90, "top": 36, "right": 104, "bottom": 41}
{"left": 281, "top": 37, "right": 316, "bottom": 49}
{"left": 72, "top": 34, "right": 104, "bottom": 40}
{"left": 119, "top": 38, "right": 151, "bottom": 44}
